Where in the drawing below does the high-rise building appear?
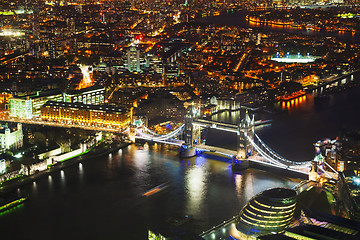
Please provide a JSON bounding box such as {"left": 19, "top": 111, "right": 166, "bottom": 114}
{"left": 126, "top": 46, "right": 141, "bottom": 72}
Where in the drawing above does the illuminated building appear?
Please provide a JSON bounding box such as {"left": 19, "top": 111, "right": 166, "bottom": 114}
{"left": 0, "top": 159, "right": 6, "bottom": 174}
{"left": 259, "top": 210, "right": 360, "bottom": 239}
{"left": 9, "top": 98, "right": 34, "bottom": 119}
{"left": 126, "top": 46, "right": 141, "bottom": 72}
{"left": 164, "top": 62, "right": 180, "bottom": 80}
{"left": 8, "top": 87, "right": 105, "bottom": 119}
{"left": 146, "top": 54, "right": 163, "bottom": 74}
{"left": 338, "top": 170, "right": 360, "bottom": 222}
{"left": 0, "top": 123, "right": 23, "bottom": 150}
{"left": 233, "top": 188, "right": 297, "bottom": 239}
{"left": 9, "top": 91, "right": 64, "bottom": 119}
{"left": 66, "top": 86, "right": 105, "bottom": 105}
{"left": 40, "top": 101, "right": 131, "bottom": 128}
{"left": 315, "top": 136, "right": 360, "bottom": 173}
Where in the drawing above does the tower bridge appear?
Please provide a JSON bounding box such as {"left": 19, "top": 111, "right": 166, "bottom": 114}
{"left": 133, "top": 105, "right": 338, "bottom": 180}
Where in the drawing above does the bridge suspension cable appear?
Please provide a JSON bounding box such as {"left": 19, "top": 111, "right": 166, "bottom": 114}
{"left": 318, "top": 165, "right": 334, "bottom": 179}
{"left": 141, "top": 126, "right": 160, "bottom": 136}
{"left": 135, "top": 124, "right": 185, "bottom": 141}
{"left": 253, "top": 133, "right": 311, "bottom": 167}
{"left": 247, "top": 136, "right": 288, "bottom": 167}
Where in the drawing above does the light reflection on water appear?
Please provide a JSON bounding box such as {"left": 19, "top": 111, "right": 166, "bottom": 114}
{"left": 60, "top": 170, "right": 65, "bottom": 186}
{"left": 79, "top": 163, "right": 83, "bottom": 175}
{"left": 185, "top": 159, "right": 208, "bottom": 218}
{"left": 48, "top": 175, "right": 53, "bottom": 188}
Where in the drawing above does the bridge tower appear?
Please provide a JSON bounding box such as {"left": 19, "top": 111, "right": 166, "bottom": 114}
{"left": 237, "top": 110, "right": 255, "bottom": 159}
{"left": 181, "top": 104, "right": 200, "bottom": 157}
{"left": 184, "top": 104, "right": 201, "bottom": 146}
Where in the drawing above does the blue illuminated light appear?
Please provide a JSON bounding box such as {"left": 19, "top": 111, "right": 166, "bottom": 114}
{"left": 353, "top": 177, "right": 360, "bottom": 185}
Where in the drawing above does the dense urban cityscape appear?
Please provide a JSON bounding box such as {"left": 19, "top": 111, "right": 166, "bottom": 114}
{"left": 1, "top": 0, "right": 360, "bottom": 239}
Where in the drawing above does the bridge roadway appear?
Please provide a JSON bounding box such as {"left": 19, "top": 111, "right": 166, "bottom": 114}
{"left": 193, "top": 119, "right": 272, "bottom": 132}
{"left": 196, "top": 144, "right": 310, "bottom": 177}
{"left": 135, "top": 136, "right": 184, "bottom": 146}
{"left": 196, "top": 144, "right": 237, "bottom": 157}
{"left": 193, "top": 119, "right": 238, "bottom": 132}
{"left": 197, "top": 144, "right": 338, "bottom": 179}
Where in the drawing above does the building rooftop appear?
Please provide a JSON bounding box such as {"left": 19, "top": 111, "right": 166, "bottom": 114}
{"left": 262, "top": 188, "right": 297, "bottom": 200}
{"left": 286, "top": 224, "right": 359, "bottom": 240}
{"left": 0, "top": 122, "right": 20, "bottom": 134}
{"left": 66, "top": 85, "right": 105, "bottom": 95}
{"left": 13, "top": 90, "right": 62, "bottom": 100}
{"left": 42, "top": 101, "right": 128, "bottom": 114}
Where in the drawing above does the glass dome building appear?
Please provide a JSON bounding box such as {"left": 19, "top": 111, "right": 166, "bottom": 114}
{"left": 233, "top": 188, "right": 297, "bottom": 239}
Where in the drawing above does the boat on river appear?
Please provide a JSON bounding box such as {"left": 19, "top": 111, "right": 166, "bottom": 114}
{"left": 143, "top": 183, "right": 168, "bottom": 197}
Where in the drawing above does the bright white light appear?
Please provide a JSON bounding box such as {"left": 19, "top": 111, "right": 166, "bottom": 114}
{"left": 0, "top": 30, "right": 24, "bottom": 36}
{"left": 0, "top": 160, "right": 6, "bottom": 174}
{"left": 271, "top": 56, "right": 317, "bottom": 63}
{"left": 78, "top": 65, "right": 93, "bottom": 89}
{"left": 354, "top": 177, "right": 360, "bottom": 185}
{"left": 79, "top": 163, "right": 83, "bottom": 175}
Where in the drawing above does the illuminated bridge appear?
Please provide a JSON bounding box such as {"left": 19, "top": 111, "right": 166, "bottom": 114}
{"left": 132, "top": 106, "right": 337, "bottom": 179}
{"left": 4, "top": 103, "right": 335, "bottom": 179}
{"left": 134, "top": 124, "right": 185, "bottom": 146}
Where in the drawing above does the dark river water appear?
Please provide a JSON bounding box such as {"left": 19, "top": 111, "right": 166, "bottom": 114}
{"left": 1, "top": 12, "right": 360, "bottom": 240}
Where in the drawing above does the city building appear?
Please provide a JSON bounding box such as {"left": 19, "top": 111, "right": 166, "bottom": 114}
{"left": 8, "top": 91, "right": 64, "bottom": 118}
{"left": 259, "top": 210, "right": 360, "bottom": 239}
{"left": 163, "top": 62, "right": 180, "bottom": 79}
{"left": 66, "top": 86, "right": 105, "bottom": 105}
{"left": 8, "top": 97, "right": 33, "bottom": 119}
{"left": 315, "top": 135, "right": 360, "bottom": 174}
{"left": 126, "top": 46, "right": 141, "bottom": 72}
{"left": 338, "top": 170, "right": 360, "bottom": 222}
{"left": 0, "top": 123, "right": 23, "bottom": 150}
{"left": 40, "top": 101, "right": 131, "bottom": 128}
{"left": 146, "top": 53, "right": 163, "bottom": 74}
{"left": 0, "top": 159, "right": 6, "bottom": 174}
{"left": 232, "top": 188, "right": 297, "bottom": 239}
{"left": 8, "top": 87, "right": 105, "bottom": 119}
